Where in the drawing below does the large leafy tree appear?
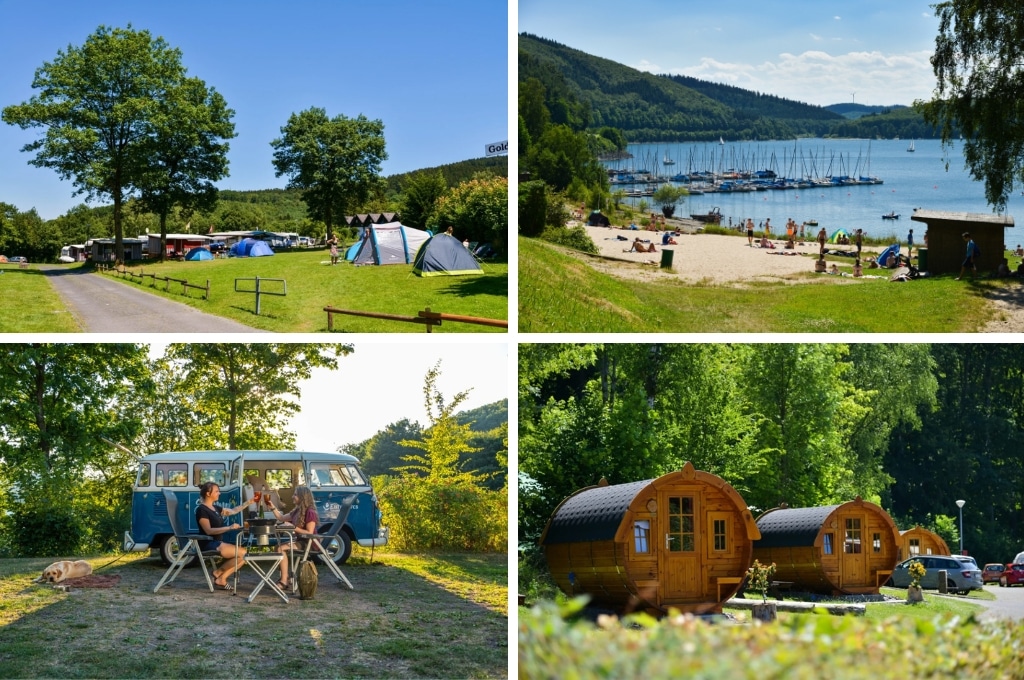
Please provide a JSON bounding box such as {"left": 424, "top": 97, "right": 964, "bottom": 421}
{"left": 401, "top": 170, "right": 448, "bottom": 230}
{"left": 2, "top": 26, "right": 211, "bottom": 263}
{"left": 431, "top": 174, "right": 509, "bottom": 253}
{"left": 162, "top": 343, "right": 352, "bottom": 450}
{"left": 0, "top": 344, "right": 153, "bottom": 555}
{"left": 136, "top": 75, "right": 236, "bottom": 260}
{"left": 921, "top": 1, "right": 1024, "bottom": 209}
{"left": 271, "top": 108, "right": 387, "bottom": 239}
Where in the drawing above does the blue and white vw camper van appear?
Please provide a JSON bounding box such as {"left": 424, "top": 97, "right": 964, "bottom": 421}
{"left": 124, "top": 450, "right": 388, "bottom": 565}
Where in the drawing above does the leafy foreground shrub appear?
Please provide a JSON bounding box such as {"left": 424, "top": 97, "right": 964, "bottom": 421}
{"left": 520, "top": 598, "right": 1024, "bottom": 680}
{"left": 540, "top": 226, "right": 599, "bottom": 254}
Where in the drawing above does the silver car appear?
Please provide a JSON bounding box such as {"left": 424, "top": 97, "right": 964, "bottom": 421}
{"left": 891, "top": 555, "right": 984, "bottom": 594}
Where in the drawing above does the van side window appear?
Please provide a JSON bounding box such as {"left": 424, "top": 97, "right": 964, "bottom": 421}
{"left": 136, "top": 463, "right": 152, "bottom": 487}
{"left": 156, "top": 463, "right": 188, "bottom": 487}
{"left": 195, "top": 463, "right": 227, "bottom": 487}
{"left": 265, "top": 469, "right": 293, "bottom": 489}
{"left": 345, "top": 465, "right": 367, "bottom": 485}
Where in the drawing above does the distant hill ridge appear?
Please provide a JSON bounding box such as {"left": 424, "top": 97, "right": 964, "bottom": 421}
{"left": 518, "top": 33, "right": 934, "bottom": 141}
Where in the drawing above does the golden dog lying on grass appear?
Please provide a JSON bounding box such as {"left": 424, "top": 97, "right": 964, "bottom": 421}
{"left": 33, "top": 560, "right": 93, "bottom": 584}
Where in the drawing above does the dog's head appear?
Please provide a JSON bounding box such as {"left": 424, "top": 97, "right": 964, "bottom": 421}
{"left": 41, "top": 564, "right": 65, "bottom": 583}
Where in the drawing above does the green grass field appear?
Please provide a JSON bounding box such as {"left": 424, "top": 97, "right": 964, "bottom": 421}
{"left": 7, "top": 249, "right": 508, "bottom": 333}
{"left": 0, "top": 264, "right": 80, "bottom": 332}
{"left": 519, "top": 236, "right": 1018, "bottom": 332}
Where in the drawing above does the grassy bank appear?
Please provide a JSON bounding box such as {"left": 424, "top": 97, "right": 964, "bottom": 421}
{"left": 519, "top": 236, "right": 1011, "bottom": 332}
{"left": 0, "top": 264, "right": 80, "bottom": 332}
{"left": 0, "top": 550, "right": 507, "bottom": 679}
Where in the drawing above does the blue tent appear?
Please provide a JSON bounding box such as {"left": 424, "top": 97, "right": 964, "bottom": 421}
{"left": 345, "top": 240, "right": 362, "bottom": 262}
{"left": 184, "top": 247, "right": 213, "bottom": 261}
{"left": 229, "top": 238, "right": 274, "bottom": 257}
{"left": 877, "top": 243, "right": 900, "bottom": 267}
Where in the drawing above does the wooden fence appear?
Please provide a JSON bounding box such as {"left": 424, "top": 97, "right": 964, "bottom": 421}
{"left": 99, "top": 263, "right": 210, "bottom": 300}
{"left": 323, "top": 306, "right": 507, "bottom": 332}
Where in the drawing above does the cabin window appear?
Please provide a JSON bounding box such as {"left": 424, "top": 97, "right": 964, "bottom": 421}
{"left": 823, "top": 533, "right": 834, "bottom": 555}
{"left": 667, "top": 496, "right": 695, "bottom": 552}
{"left": 873, "top": 533, "right": 881, "bottom": 553}
{"left": 633, "top": 520, "right": 650, "bottom": 554}
{"left": 713, "top": 518, "right": 727, "bottom": 552}
{"left": 909, "top": 538, "right": 920, "bottom": 555}
{"left": 844, "top": 518, "right": 862, "bottom": 554}
{"left": 155, "top": 463, "right": 188, "bottom": 487}
{"left": 926, "top": 548, "right": 933, "bottom": 555}
{"left": 194, "top": 463, "right": 227, "bottom": 487}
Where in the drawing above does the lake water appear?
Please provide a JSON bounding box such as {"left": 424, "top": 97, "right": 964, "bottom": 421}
{"left": 606, "top": 138, "right": 1021, "bottom": 243}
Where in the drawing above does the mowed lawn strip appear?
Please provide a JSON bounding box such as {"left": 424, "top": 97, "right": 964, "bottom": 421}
{"left": 0, "top": 264, "right": 80, "bottom": 332}
{"left": 519, "top": 237, "right": 1000, "bottom": 333}
{"left": 0, "top": 551, "right": 508, "bottom": 679}
{"left": 59, "top": 248, "right": 508, "bottom": 333}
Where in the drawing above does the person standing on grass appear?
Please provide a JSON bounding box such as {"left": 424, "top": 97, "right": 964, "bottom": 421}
{"left": 855, "top": 229, "right": 863, "bottom": 258}
{"left": 328, "top": 234, "right": 339, "bottom": 265}
{"left": 956, "top": 231, "right": 978, "bottom": 280}
{"left": 817, "top": 227, "right": 827, "bottom": 258}
{"left": 907, "top": 229, "right": 914, "bottom": 259}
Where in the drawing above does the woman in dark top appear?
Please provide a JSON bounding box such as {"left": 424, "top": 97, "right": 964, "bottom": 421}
{"left": 265, "top": 485, "right": 319, "bottom": 589}
{"left": 196, "top": 481, "right": 249, "bottom": 588}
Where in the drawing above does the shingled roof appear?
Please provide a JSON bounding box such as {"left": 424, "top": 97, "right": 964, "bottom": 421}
{"left": 754, "top": 505, "right": 840, "bottom": 548}
{"left": 541, "top": 479, "right": 649, "bottom": 545}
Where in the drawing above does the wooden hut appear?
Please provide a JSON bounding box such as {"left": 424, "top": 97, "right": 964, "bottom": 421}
{"left": 898, "top": 526, "right": 951, "bottom": 561}
{"left": 539, "top": 462, "right": 760, "bottom": 615}
{"left": 910, "top": 210, "right": 1013, "bottom": 274}
{"left": 752, "top": 497, "right": 899, "bottom": 595}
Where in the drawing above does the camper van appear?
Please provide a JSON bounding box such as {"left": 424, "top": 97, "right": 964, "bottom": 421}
{"left": 124, "top": 450, "right": 388, "bottom": 565}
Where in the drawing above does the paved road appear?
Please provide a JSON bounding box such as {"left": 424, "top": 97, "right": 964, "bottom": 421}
{"left": 975, "top": 584, "right": 1024, "bottom": 622}
{"left": 40, "top": 266, "right": 263, "bottom": 333}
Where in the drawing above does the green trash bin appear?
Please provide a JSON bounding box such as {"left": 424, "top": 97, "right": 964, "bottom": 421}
{"left": 660, "top": 247, "right": 674, "bottom": 269}
{"left": 917, "top": 247, "right": 928, "bottom": 271}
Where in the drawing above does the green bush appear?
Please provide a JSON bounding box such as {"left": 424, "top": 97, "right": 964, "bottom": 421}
{"left": 374, "top": 475, "right": 506, "bottom": 552}
{"left": 520, "top": 598, "right": 1024, "bottom": 679}
{"left": 540, "top": 225, "right": 599, "bottom": 254}
{"left": 6, "top": 504, "right": 84, "bottom": 557}
{"left": 519, "top": 180, "right": 547, "bottom": 237}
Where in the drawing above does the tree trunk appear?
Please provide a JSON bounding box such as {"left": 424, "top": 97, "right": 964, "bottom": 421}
{"left": 907, "top": 585, "right": 924, "bottom": 603}
{"left": 752, "top": 602, "right": 777, "bottom": 623}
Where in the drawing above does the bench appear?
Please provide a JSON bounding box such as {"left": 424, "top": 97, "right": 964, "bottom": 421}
{"left": 717, "top": 576, "right": 744, "bottom": 602}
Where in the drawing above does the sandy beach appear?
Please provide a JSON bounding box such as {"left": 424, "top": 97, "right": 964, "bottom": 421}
{"left": 579, "top": 222, "right": 864, "bottom": 285}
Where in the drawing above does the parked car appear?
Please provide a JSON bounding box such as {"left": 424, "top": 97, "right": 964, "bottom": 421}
{"left": 983, "top": 563, "right": 1006, "bottom": 584}
{"left": 8, "top": 256, "right": 27, "bottom": 263}
{"left": 1000, "top": 563, "right": 1024, "bottom": 587}
{"left": 890, "top": 555, "right": 984, "bottom": 594}
{"left": 953, "top": 555, "right": 979, "bottom": 568}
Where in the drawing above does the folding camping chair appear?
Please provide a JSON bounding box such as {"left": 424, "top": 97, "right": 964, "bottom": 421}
{"left": 153, "top": 489, "right": 223, "bottom": 593}
{"left": 296, "top": 495, "right": 357, "bottom": 590}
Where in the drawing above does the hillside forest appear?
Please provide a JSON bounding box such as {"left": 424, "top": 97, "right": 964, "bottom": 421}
{"left": 519, "top": 33, "right": 945, "bottom": 145}
{"left": 0, "top": 156, "right": 508, "bottom": 264}
{"left": 519, "top": 344, "right": 1024, "bottom": 568}
{"left": 0, "top": 344, "right": 507, "bottom": 559}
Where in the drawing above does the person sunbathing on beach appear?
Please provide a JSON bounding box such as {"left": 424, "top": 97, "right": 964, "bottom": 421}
{"left": 626, "top": 238, "right": 657, "bottom": 253}
{"left": 759, "top": 236, "right": 775, "bottom": 249}
{"left": 661, "top": 232, "right": 678, "bottom": 245}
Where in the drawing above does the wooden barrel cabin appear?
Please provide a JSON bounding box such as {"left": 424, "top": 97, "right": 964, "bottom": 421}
{"left": 539, "top": 462, "right": 760, "bottom": 615}
{"left": 752, "top": 497, "right": 899, "bottom": 595}
{"left": 898, "top": 526, "right": 951, "bottom": 560}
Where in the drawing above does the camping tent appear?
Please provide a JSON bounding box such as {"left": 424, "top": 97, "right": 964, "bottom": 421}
{"left": 344, "top": 241, "right": 362, "bottom": 262}
{"left": 350, "top": 222, "right": 429, "bottom": 265}
{"left": 229, "top": 238, "right": 274, "bottom": 257}
{"left": 828, "top": 228, "right": 849, "bottom": 244}
{"left": 877, "top": 243, "right": 900, "bottom": 267}
{"left": 184, "top": 247, "right": 213, "bottom": 261}
{"left": 587, "top": 211, "right": 611, "bottom": 227}
{"left": 413, "top": 233, "right": 483, "bottom": 277}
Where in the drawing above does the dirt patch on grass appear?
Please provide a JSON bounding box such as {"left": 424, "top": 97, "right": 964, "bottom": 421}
{"left": 980, "top": 281, "right": 1024, "bottom": 332}
{"left": 0, "top": 552, "right": 507, "bottom": 679}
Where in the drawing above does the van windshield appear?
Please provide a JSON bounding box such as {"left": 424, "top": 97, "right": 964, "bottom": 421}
{"left": 309, "top": 463, "right": 367, "bottom": 487}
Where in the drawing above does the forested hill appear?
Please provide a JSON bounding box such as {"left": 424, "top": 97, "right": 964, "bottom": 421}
{"left": 519, "top": 33, "right": 936, "bottom": 141}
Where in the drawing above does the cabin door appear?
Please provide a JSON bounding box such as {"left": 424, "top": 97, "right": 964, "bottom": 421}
{"left": 840, "top": 513, "right": 868, "bottom": 587}
{"left": 658, "top": 491, "right": 703, "bottom": 601}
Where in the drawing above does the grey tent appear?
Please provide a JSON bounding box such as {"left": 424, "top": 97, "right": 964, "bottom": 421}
{"left": 413, "top": 233, "right": 483, "bottom": 277}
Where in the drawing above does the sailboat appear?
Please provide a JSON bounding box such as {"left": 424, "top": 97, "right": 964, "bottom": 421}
{"left": 719, "top": 136, "right": 725, "bottom": 145}
{"left": 907, "top": 140, "right": 915, "bottom": 152}
{"left": 663, "top": 154, "right": 675, "bottom": 165}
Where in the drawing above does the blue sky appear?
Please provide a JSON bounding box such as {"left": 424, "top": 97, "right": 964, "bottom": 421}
{"left": 0, "top": 0, "right": 508, "bottom": 219}
{"left": 520, "top": 0, "right": 940, "bottom": 109}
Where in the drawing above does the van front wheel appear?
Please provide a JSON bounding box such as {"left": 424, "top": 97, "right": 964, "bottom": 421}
{"left": 159, "top": 536, "right": 196, "bottom": 567}
{"left": 321, "top": 531, "right": 353, "bottom": 565}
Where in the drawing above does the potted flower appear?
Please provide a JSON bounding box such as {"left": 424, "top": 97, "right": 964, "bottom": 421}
{"left": 747, "top": 559, "right": 778, "bottom": 622}
{"left": 907, "top": 560, "right": 926, "bottom": 603}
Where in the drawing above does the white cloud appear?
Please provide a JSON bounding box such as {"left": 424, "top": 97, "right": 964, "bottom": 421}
{"left": 834, "top": 15, "right": 842, "bottom": 21}
{"left": 669, "top": 49, "right": 936, "bottom": 106}
{"left": 810, "top": 33, "right": 822, "bottom": 42}
{"left": 633, "top": 59, "right": 661, "bottom": 73}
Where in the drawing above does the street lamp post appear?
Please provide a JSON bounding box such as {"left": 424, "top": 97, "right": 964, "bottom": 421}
{"left": 956, "top": 499, "right": 966, "bottom": 554}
